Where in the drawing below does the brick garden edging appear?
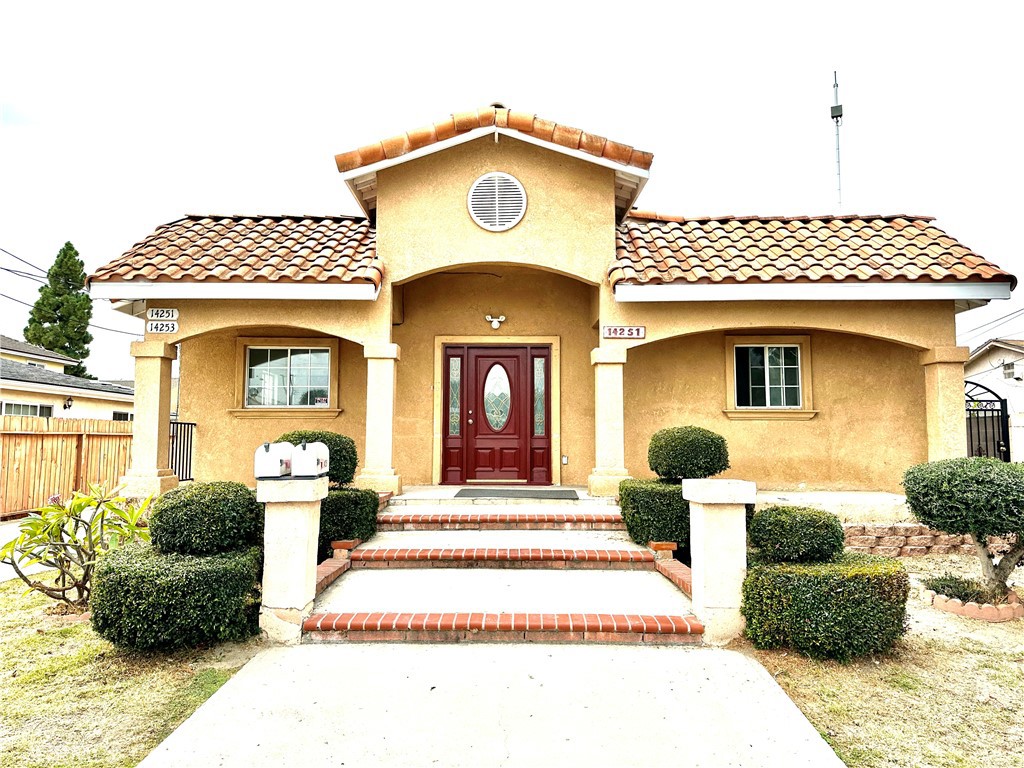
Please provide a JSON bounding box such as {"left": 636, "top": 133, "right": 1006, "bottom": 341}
{"left": 922, "top": 588, "right": 1023, "bottom": 622}
{"left": 843, "top": 523, "right": 999, "bottom": 557}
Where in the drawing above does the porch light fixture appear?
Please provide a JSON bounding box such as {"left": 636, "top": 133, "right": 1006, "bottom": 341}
{"left": 63, "top": 397, "right": 74, "bottom": 410}
{"left": 485, "top": 314, "right": 506, "bottom": 330}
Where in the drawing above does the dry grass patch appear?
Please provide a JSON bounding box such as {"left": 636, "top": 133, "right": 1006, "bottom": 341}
{"left": 736, "top": 554, "right": 1024, "bottom": 768}
{"left": 0, "top": 572, "right": 262, "bottom": 768}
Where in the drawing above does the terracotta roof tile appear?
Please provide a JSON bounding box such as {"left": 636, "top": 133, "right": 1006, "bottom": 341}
{"left": 89, "top": 215, "right": 381, "bottom": 288}
{"left": 611, "top": 212, "right": 1015, "bottom": 288}
{"left": 334, "top": 106, "right": 653, "bottom": 174}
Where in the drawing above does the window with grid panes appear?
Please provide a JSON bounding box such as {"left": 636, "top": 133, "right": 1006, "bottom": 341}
{"left": 245, "top": 347, "right": 331, "bottom": 407}
{"left": 735, "top": 345, "right": 801, "bottom": 407}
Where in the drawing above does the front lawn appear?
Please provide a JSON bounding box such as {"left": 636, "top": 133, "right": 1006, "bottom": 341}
{"left": 739, "top": 553, "right": 1024, "bottom": 768}
{"left": 0, "top": 573, "right": 262, "bottom": 768}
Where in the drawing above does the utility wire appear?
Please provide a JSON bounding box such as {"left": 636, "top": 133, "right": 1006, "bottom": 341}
{"left": 0, "top": 293, "right": 143, "bottom": 337}
{"left": 1, "top": 266, "right": 47, "bottom": 284}
{"left": 0, "top": 247, "right": 48, "bottom": 275}
{"left": 958, "top": 306, "right": 1024, "bottom": 344}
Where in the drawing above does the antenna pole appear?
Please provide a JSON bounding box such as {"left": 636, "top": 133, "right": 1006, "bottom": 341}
{"left": 832, "top": 71, "right": 843, "bottom": 208}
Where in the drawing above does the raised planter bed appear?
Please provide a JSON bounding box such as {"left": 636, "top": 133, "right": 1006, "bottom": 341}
{"left": 922, "top": 588, "right": 1023, "bottom": 622}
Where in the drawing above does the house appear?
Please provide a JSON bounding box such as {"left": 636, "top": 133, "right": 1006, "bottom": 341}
{"left": 0, "top": 335, "right": 134, "bottom": 420}
{"left": 87, "top": 106, "right": 1015, "bottom": 499}
{"left": 964, "top": 338, "right": 1024, "bottom": 460}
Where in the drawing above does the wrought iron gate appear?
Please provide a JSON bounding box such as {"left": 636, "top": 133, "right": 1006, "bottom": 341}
{"left": 169, "top": 421, "right": 196, "bottom": 481}
{"left": 964, "top": 381, "right": 1010, "bottom": 461}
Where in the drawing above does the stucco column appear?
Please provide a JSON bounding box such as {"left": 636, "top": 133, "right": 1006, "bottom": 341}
{"left": 120, "top": 340, "right": 178, "bottom": 499}
{"left": 683, "top": 478, "right": 757, "bottom": 645}
{"left": 921, "top": 346, "right": 969, "bottom": 461}
{"left": 587, "top": 347, "right": 631, "bottom": 498}
{"left": 354, "top": 342, "right": 402, "bottom": 495}
{"left": 257, "top": 475, "right": 328, "bottom": 644}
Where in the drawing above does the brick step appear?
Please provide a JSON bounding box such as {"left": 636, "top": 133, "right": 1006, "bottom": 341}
{"left": 378, "top": 510, "right": 625, "bottom": 531}
{"left": 350, "top": 548, "right": 653, "bottom": 569}
{"left": 386, "top": 495, "right": 617, "bottom": 507}
{"left": 302, "top": 611, "right": 703, "bottom": 645}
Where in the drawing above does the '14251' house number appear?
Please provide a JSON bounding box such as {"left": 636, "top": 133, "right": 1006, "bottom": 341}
{"left": 146, "top": 308, "right": 179, "bottom": 334}
{"left": 602, "top": 326, "right": 646, "bottom": 339}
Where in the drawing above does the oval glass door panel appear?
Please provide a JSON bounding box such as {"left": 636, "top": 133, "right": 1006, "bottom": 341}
{"left": 483, "top": 363, "right": 512, "bottom": 431}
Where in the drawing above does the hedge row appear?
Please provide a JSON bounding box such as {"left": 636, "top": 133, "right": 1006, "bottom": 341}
{"left": 92, "top": 544, "right": 261, "bottom": 650}
{"left": 318, "top": 488, "right": 379, "bottom": 561}
{"left": 275, "top": 430, "right": 358, "bottom": 486}
{"left": 748, "top": 505, "right": 845, "bottom": 564}
{"left": 618, "top": 479, "right": 688, "bottom": 547}
{"left": 741, "top": 552, "right": 909, "bottom": 662}
{"left": 150, "top": 481, "right": 262, "bottom": 556}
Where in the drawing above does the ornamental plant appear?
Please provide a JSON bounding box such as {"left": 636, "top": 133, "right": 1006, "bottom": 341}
{"left": 647, "top": 426, "right": 730, "bottom": 483}
{"left": 903, "top": 457, "right": 1024, "bottom": 597}
{"left": 0, "top": 486, "right": 151, "bottom": 611}
{"left": 275, "top": 430, "right": 358, "bottom": 485}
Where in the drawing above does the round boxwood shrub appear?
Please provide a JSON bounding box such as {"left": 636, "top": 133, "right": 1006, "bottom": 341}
{"left": 275, "top": 430, "right": 358, "bottom": 485}
{"left": 318, "top": 488, "right": 380, "bottom": 561}
{"left": 618, "top": 479, "right": 689, "bottom": 547}
{"left": 647, "top": 426, "right": 729, "bottom": 482}
{"left": 150, "top": 481, "right": 261, "bottom": 556}
{"left": 742, "top": 552, "right": 910, "bottom": 662}
{"left": 749, "top": 505, "right": 845, "bottom": 563}
{"left": 903, "top": 457, "right": 1024, "bottom": 594}
{"left": 91, "top": 543, "right": 261, "bottom": 650}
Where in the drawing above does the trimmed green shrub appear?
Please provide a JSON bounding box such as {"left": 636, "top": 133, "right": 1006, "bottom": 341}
{"left": 749, "top": 505, "right": 845, "bottom": 564}
{"left": 91, "top": 543, "right": 261, "bottom": 650}
{"left": 903, "top": 457, "right": 1024, "bottom": 594}
{"left": 619, "top": 479, "right": 688, "bottom": 547}
{"left": 647, "top": 426, "right": 729, "bottom": 482}
{"left": 275, "top": 430, "right": 358, "bottom": 485}
{"left": 150, "top": 481, "right": 261, "bottom": 556}
{"left": 742, "top": 553, "right": 909, "bottom": 662}
{"left": 318, "top": 488, "right": 379, "bottom": 561}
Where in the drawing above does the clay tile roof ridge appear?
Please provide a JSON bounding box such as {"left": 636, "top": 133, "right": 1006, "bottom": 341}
{"left": 182, "top": 213, "right": 371, "bottom": 224}
{"left": 626, "top": 211, "right": 936, "bottom": 224}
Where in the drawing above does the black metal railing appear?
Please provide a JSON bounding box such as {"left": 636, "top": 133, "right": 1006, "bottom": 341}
{"left": 965, "top": 381, "right": 1010, "bottom": 462}
{"left": 169, "top": 421, "right": 197, "bottom": 481}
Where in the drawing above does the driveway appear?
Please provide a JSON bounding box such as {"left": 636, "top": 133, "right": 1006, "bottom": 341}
{"left": 138, "top": 643, "right": 844, "bottom": 768}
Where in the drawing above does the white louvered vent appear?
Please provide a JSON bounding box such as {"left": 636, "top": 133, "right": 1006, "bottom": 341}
{"left": 467, "top": 172, "right": 527, "bottom": 232}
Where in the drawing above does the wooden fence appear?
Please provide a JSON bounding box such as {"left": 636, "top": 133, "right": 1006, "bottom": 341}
{"left": 0, "top": 415, "right": 133, "bottom": 517}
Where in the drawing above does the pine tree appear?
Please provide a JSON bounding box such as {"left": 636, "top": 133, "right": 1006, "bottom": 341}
{"left": 23, "top": 241, "right": 95, "bottom": 378}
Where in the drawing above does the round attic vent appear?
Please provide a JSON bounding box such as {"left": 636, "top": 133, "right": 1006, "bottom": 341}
{"left": 468, "top": 172, "right": 527, "bottom": 232}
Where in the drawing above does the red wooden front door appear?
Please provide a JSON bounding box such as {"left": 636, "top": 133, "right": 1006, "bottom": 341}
{"left": 442, "top": 345, "right": 551, "bottom": 484}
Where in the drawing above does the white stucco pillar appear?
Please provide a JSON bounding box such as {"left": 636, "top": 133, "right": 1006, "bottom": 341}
{"left": 257, "top": 476, "right": 328, "bottom": 644}
{"left": 683, "top": 478, "right": 757, "bottom": 645}
{"left": 921, "top": 346, "right": 969, "bottom": 461}
{"left": 120, "top": 340, "right": 178, "bottom": 499}
{"left": 587, "top": 346, "right": 631, "bottom": 498}
{"left": 354, "top": 342, "right": 402, "bottom": 495}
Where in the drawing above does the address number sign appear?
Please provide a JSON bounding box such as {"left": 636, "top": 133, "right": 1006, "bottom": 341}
{"left": 602, "top": 326, "right": 646, "bottom": 339}
{"left": 146, "top": 308, "right": 179, "bottom": 334}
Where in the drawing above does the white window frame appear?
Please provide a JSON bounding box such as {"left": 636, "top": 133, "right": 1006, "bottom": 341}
{"left": 734, "top": 343, "right": 802, "bottom": 409}
{"left": 724, "top": 335, "right": 816, "bottom": 421}
{"left": 244, "top": 346, "right": 333, "bottom": 409}
{"left": 112, "top": 411, "right": 134, "bottom": 421}
{"left": 230, "top": 337, "right": 341, "bottom": 418}
{"left": 2, "top": 401, "right": 55, "bottom": 418}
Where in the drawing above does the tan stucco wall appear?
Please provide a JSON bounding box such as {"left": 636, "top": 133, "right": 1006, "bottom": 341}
{"left": 0, "top": 387, "right": 132, "bottom": 420}
{"left": 623, "top": 330, "right": 929, "bottom": 492}
{"left": 392, "top": 266, "right": 598, "bottom": 486}
{"left": 177, "top": 327, "right": 367, "bottom": 486}
{"left": 376, "top": 136, "right": 617, "bottom": 285}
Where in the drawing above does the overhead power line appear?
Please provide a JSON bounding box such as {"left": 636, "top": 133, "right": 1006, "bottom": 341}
{"left": 0, "top": 247, "right": 48, "bottom": 275}
{"left": 958, "top": 307, "right": 1024, "bottom": 345}
{"left": 0, "top": 293, "right": 143, "bottom": 337}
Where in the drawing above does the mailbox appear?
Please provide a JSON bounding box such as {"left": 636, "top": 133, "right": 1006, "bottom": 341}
{"left": 292, "top": 441, "right": 330, "bottom": 479}
{"left": 254, "top": 441, "right": 293, "bottom": 479}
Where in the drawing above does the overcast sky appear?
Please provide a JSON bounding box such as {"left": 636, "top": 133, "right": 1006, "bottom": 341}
{"left": 1, "top": 1, "right": 1020, "bottom": 379}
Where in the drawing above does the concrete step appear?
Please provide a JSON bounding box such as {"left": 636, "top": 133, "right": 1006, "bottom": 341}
{"left": 350, "top": 529, "right": 649, "bottom": 570}
{"left": 305, "top": 569, "right": 700, "bottom": 645}
{"left": 387, "top": 492, "right": 617, "bottom": 507}
{"left": 378, "top": 506, "right": 624, "bottom": 531}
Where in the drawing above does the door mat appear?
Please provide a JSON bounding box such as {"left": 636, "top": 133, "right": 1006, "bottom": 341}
{"left": 454, "top": 489, "right": 580, "bottom": 500}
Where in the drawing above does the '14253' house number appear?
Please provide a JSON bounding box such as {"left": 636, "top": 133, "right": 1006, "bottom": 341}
{"left": 146, "top": 308, "right": 179, "bottom": 334}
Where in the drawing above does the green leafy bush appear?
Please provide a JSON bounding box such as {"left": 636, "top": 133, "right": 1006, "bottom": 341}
{"left": 647, "top": 426, "right": 729, "bottom": 482}
{"left": 0, "top": 486, "right": 150, "bottom": 610}
{"left": 742, "top": 553, "right": 909, "bottom": 662}
{"left": 91, "top": 543, "right": 261, "bottom": 650}
{"left": 903, "top": 457, "right": 1024, "bottom": 594}
{"left": 749, "top": 505, "right": 845, "bottom": 563}
{"left": 922, "top": 573, "right": 1004, "bottom": 605}
{"left": 150, "top": 481, "right": 261, "bottom": 556}
{"left": 618, "top": 479, "right": 688, "bottom": 547}
{"left": 318, "top": 489, "right": 379, "bottom": 561}
{"left": 275, "top": 430, "right": 358, "bottom": 485}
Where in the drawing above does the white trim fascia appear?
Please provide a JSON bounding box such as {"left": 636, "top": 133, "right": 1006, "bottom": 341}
{"left": 0, "top": 380, "right": 134, "bottom": 402}
{"left": 90, "top": 281, "right": 380, "bottom": 301}
{"left": 966, "top": 339, "right": 1024, "bottom": 364}
{"left": 339, "top": 126, "right": 651, "bottom": 215}
{"left": 614, "top": 281, "right": 1014, "bottom": 303}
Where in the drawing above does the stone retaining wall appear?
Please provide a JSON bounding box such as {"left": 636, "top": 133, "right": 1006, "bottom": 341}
{"left": 844, "top": 523, "right": 984, "bottom": 557}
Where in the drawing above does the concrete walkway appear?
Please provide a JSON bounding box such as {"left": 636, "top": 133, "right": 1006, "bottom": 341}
{"left": 138, "top": 644, "right": 844, "bottom": 768}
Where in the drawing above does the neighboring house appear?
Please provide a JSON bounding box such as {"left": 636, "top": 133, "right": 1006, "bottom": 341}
{"left": 964, "top": 338, "right": 1024, "bottom": 460}
{"left": 0, "top": 335, "right": 134, "bottom": 420}
{"left": 87, "top": 106, "right": 1015, "bottom": 498}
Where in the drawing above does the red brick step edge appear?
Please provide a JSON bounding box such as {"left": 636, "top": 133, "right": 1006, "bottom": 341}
{"left": 349, "top": 548, "right": 654, "bottom": 568}
{"left": 378, "top": 512, "right": 624, "bottom": 531}
{"left": 303, "top": 611, "right": 703, "bottom": 645}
